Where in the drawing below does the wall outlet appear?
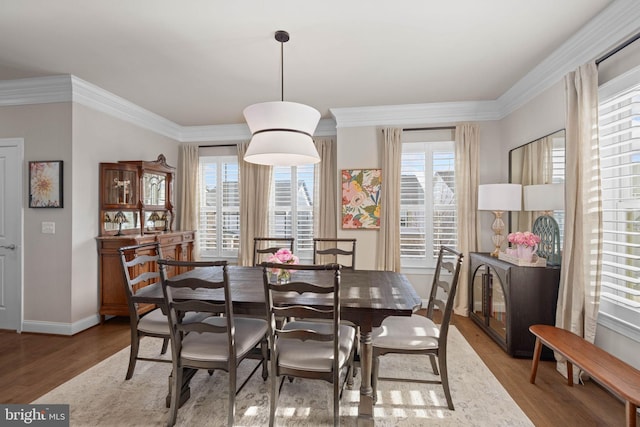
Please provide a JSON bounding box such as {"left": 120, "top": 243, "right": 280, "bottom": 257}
{"left": 42, "top": 221, "right": 55, "bottom": 234}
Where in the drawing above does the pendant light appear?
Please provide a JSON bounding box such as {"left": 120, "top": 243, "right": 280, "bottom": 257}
{"left": 243, "top": 30, "right": 321, "bottom": 166}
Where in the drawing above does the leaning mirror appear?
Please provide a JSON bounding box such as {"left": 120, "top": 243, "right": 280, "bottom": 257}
{"left": 508, "top": 129, "right": 565, "bottom": 236}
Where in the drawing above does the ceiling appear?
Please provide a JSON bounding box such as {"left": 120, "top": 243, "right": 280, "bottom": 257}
{"left": 0, "top": 0, "right": 614, "bottom": 127}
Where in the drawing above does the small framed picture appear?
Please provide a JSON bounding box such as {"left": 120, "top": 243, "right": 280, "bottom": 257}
{"left": 29, "top": 161, "right": 63, "bottom": 208}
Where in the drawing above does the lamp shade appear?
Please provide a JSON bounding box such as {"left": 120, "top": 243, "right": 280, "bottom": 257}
{"left": 524, "top": 184, "right": 564, "bottom": 211}
{"left": 478, "top": 183, "right": 522, "bottom": 211}
{"left": 243, "top": 101, "right": 321, "bottom": 166}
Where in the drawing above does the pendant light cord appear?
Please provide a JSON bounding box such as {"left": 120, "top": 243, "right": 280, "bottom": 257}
{"left": 280, "top": 38, "right": 284, "bottom": 102}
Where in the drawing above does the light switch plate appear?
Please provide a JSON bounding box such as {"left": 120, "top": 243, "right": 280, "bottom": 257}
{"left": 42, "top": 221, "right": 55, "bottom": 234}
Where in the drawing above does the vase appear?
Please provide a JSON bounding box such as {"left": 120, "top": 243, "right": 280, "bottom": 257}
{"left": 277, "top": 269, "right": 291, "bottom": 284}
{"left": 516, "top": 244, "right": 537, "bottom": 262}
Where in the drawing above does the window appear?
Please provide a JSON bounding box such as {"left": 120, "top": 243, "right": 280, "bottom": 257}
{"left": 268, "top": 164, "right": 315, "bottom": 261}
{"left": 400, "top": 130, "right": 456, "bottom": 268}
{"left": 198, "top": 154, "right": 240, "bottom": 258}
{"left": 598, "top": 68, "right": 640, "bottom": 338}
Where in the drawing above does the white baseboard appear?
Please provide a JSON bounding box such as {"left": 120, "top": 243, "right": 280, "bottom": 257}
{"left": 22, "top": 314, "right": 101, "bottom": 336}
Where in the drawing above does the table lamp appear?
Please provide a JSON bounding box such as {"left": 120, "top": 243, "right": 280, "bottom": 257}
{"left": 524, "top": 184, "right": 564, "bottom": 266}
{"left": 113, "top": 211, "right": 128, "bottom": 236}
{"left": 478, "top": 184, "right": 522, "bottom": 257}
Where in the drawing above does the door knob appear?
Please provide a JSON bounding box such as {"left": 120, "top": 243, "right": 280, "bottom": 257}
{"left": 0, "top": 244, "right": 16, "bottom": 250}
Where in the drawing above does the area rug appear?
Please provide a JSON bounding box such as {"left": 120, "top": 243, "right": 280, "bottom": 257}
{"left": 33, "top": 327, "right": 533, "bottom": 426}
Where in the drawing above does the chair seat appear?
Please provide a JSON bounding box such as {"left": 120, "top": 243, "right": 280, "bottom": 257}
{"left": 278, "top": 321, "right": 355, "bottom": 372}
{"left": 372, "top": 315, "right": 440, "bottom": 351}
{"left": 181, "top": 317, "right": 268, "bottom": 362}
{"left": 137, "top": 308, "right": 170, "bottom": 335}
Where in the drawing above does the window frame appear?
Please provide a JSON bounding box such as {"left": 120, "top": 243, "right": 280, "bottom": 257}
{"left": 198, "top": 152, "right": 240, "bottom": 260}
{"left": 400, "top": 133, "right": 457, "bottom": 271}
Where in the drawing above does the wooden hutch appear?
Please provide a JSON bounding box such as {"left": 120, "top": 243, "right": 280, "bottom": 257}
{"left": 96, "top": 154, "right": 194, "bottom": 320}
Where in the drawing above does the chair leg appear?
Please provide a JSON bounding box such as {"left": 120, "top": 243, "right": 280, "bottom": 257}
{"left": 428, "top": 353, "right": 439, "bottom": 375}
{"left": 229, "top": 364, "right": 236, "bottom": 427}
{"left": 439, "top": 352, "right": 454, "bottom": 410}
{"left": 167, "top": 366, "right": 182, "bottom": 426}
{"left": 269, "top": 361, "right": 278, "bottom": 427}
{"left": 261, "top": 339, "right": 269, "bottom": 381}
{"left": 161, "top": 337, "right": 169, "bottom": 355}
{"left": 125, "top": 332, "right": 140, "bottom": 380}
{"left": 333, "top": 375, "right": 339, "bottom": 427}
{"left": 372, "top": 354, "right": 379, "bottom": 404}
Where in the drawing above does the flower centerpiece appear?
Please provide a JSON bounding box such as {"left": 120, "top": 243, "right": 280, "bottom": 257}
{"left": 267, "top": 248, "right": 299, "bottom": 283}
{"left": 507, "top": 231, "right": 541, "bottom": 262}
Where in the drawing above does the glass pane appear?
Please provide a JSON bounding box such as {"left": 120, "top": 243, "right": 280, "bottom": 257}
{"left": 103, "top": 168, "right": 137, "bottom": 206}
{"left": 488, "top": 267, "right": 507, "bottom": 340}
{"left": 472, "top": 266, "right": 484, "bottom": 318}
{"left": 142, "top": 173, "right": 166, "bottom": 206}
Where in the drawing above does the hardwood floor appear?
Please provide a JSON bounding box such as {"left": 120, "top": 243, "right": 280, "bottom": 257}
{"left": 0, "top": 315, "right": 634, "bottom": 426}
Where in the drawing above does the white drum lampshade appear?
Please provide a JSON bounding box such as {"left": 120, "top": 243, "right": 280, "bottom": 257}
{"left": 243, "top": 101, "right": 321, "bottom": 166}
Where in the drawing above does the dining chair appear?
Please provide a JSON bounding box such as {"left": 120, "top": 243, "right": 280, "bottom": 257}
{"left": 158, "top": 259, "right": 268, "bottom": 427}
{"left": 118, "top": 242, "right": 172, "bottom": 380}
{"left": 313, "top": 238, "right": 357, "bottom": 270}
{"left": 371, "top": 246, "right": 464, "bottom": 410}
{"left": 261, "top": 262, "right": 356, "bottom": 426}
{"left": 252, "top": 237, "right": 295, "bottom": 266}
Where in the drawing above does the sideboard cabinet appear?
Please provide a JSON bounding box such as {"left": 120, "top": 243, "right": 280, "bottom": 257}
{"left": 468, "top": 252, "right": 560, "bottom": 359}
{"left": 96, "top": 231, "right": 195, "bottom": 321}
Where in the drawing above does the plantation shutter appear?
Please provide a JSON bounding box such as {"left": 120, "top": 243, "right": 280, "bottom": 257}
{"left": 400, "top": 134, "right": 456, "bottom": 268}
{"left": 598, "top": 77, "right": 640, "bottom": 324}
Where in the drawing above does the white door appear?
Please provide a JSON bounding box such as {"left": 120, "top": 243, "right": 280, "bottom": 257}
{"left": 0, "top": 139, "right": 23, "bottom": 331}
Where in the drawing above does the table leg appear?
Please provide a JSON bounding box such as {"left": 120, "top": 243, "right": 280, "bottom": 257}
{"left": 166, "top": 368, "right": 197, "bottom": 408}
{"left": 358, "top": 324, "right": 374, "bottom": 426}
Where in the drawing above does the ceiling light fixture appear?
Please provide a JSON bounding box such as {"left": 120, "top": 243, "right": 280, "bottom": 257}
{"left": 243, "top": 30, "right": 321, "bottom": 166}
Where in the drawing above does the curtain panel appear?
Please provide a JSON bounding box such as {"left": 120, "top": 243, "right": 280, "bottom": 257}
{"left": 314, "top": 137, "right": 337, "bottom": 239}
{"left": 453, "top": 123, "right": 480, "bottom": 316}
{"left": 556, "top": 61, "right": 602, "bottom": 379}
{"left": 178, "top": 143, "right": 200, "bottom": 259}
{"left": 237, "top": 143, "right": 272, "bottom": 266}
{"left": 376, "top": 128, "right": 402, "bottom": 272}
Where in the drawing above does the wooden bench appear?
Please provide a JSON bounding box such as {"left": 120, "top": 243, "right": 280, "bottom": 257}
{"left": 529, "top": 324, "right": 640, "bottom": 427}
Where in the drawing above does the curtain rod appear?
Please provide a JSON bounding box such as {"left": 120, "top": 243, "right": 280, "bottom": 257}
{"left": 402, "top": 126, "right": 455, "bottom": 132}
{"left": 198, "top": 143, "right": 238, "bottom": 148}
{"left": 596, "top": 32, "right": 640, "bottom": 65}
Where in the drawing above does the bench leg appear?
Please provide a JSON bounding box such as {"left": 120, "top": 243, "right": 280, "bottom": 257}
{"left": 626, "top": 401, "right": 637, "bottom": 427}
{"left": 530, "top": 337, "right": 542, "bottom": 384}
{"left": 566, "top": 361, "right": 574, "bottom": 386}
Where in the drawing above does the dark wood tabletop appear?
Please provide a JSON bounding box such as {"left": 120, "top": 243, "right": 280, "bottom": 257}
{"left": 136, "top": 265, "right": 421, "bottom": 328}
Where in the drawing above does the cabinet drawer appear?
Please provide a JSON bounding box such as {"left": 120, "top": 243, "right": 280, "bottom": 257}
{"left": 158, "top": 234, "right": 182, "bottom": 245}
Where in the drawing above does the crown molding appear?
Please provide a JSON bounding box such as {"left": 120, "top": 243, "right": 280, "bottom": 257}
{"left": 497, "top": 0, "right": 640, "bottom": 116}
{"left": 0, "top": 75, "right": 72, "bottom": 105}
{"left": 178, "top": 118, "right": 337, "bottom": 143}
{"left": 70, "top": 76, "right": 181, "bottom": 139}
{"left": 330, "top": 101, "right": 500, "bottom": 128}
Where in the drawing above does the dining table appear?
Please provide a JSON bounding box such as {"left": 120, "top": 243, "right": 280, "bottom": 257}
{"left": 135, "top": 265, "right": 422, "bottom": 426}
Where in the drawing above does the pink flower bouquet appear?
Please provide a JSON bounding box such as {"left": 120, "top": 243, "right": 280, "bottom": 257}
{"left": 267, "top": 248, "right": 299, "bottom": 282}
{"left": 507, "top": 231, "right": 541, "bottom": 248}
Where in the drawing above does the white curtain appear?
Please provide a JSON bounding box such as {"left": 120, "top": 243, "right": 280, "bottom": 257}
{"left": 453, "top": 123, "right": 480, "bottom": 316}
{"left": 237, "top": 142, "right": 272, "bottom": 266}
{"left": 178, "top": 143, "right": 200, "bottom": 259}
{"left": 556, "top": 61, "right": 602, "bottom": 378}
{"left": 376, "top": 128, "right": 402, "bottom": 272}
{"left": 314, "top": 137, "right": 337, "bottom": 238}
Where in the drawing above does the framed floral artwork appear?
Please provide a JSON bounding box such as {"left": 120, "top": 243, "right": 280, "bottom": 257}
{"left": 29, "top": 161, "right": 63, "bottom": 208}
{"left": 341, "top": 169, "right": 381, "bottom": 229}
